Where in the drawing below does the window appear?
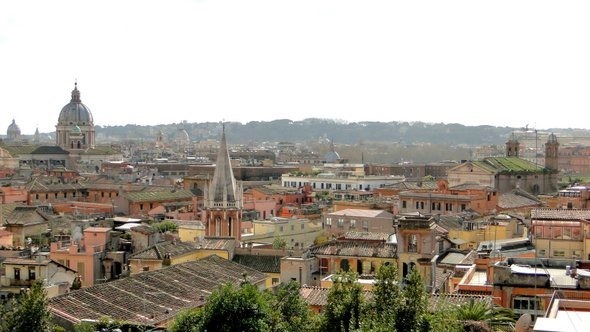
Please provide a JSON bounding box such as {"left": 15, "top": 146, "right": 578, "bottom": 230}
{"left": 325, "top": 217, "right": 332, "bottom": 228}
{"left": 363, "top": 220, "right": 369, "bottom": 231}
{"left": 402, "top": 201, "right": 407, "bottom": 208}
{"left": 291, "top": 225, "right": 294, "bottom": 231}
{"left": 513, "top": 296, "right": 542, "bottom": 317}
{"left": 29, "top": 268, "right": 36, "bottom": 280}
{"left": 272, "top": 278, "right": 280, "bottom": 285}
{"left": 140, "top": 204, "right": 144, "bottom": 210}
{"left": 350, "top": 219, "right": 357, "bottom": 228}
{"left": 337, "top": 218, "right": 344, "bottom": 228}
{"left": 14, "top": 268, "right": 20, "bottom": 280}
{"left": 301, "top": 224, "right": 304, "bottom": 230}
{"left": 538, "top": 249, "right": 546, "bottom": 257}
{"left": 553, "top": 250, "right": 566, "bottom": 257}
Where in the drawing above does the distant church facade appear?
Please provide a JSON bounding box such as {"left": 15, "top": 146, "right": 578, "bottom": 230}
{"left": 447, "top": 133, "right": 560, "bottom": 195}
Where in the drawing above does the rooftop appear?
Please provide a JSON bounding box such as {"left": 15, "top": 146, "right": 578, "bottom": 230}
{"left": 49, "top": 255, "right": 267, "bottom": 327}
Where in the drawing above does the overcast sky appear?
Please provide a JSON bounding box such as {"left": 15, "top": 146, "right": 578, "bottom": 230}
{"left": 1, "top": 0, "right": 589, "bottom": 135}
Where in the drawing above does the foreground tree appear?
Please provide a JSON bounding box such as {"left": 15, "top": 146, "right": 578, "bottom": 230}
{"left": 322, "top": 271, "right": 364, "bottom": 332}
{"left": 371, "top": 263, "right": 402, "bottom": 330}
{"left": 0, "top": 281, "right": 52, "bottom": 332}
{"left": 272, "top": 281, "right": 315, "bottom": 332}
{"left": 169, "top": 281, "right": 275, "bottom": 332}
{"left": 395, "top": 266, "right": 428, "bottom": 332}
{"left": 454, "top": 298, "right": 516, "bottom": 332}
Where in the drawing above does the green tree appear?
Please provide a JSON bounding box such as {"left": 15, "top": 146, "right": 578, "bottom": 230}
{"left": 273, "top": 236, "right": 287, "bottom": 249}
{"left": 272, "top": 281, "right": 314, "bottom": 332}
{"left": 395, "top": 266, "right": 428, "bottom": 332}
{"left": 0, "top": 281, "right": 52, "bottom": 332}
{"left": 152, "top": 220, "right": 177, "bottom": 233}
{"left": 322, "top": 271, "right": 364, "bottom": 332}
{"left": 368, "top": 263, "right": 402, "bottom": 330}
{"left": 454, "top": 298, "right": 515, "bottom": 332}
{"left": 169, "top": 282, "right": 275, "bottom": 332}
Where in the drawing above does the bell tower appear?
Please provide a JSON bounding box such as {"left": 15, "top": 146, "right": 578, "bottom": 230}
{"left": 505, "top": 132, "right": 520, "bottom": 157}
{"left": 202, "top": 124, "right": 243, "bottom": 241}
{"left": 545, "top": 133, "right": 559, "bottom": 171}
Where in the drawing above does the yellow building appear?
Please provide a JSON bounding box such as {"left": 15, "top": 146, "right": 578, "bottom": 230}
{"left": 243, "top": 217, "right": 323, "bottom": 249}
{"left": 531, "top": 208, "right": 590, "bottom": 260}
{"left": 178, "top": 221, "right": 206, "bottom": 243}
{"left": 128, "top": 237, "right": 236, "bottom": 274}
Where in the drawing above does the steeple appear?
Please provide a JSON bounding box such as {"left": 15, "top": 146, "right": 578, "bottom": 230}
{"left": 203, "top": 124, "right": 243, "bottom": 242}
{"left": 208, "top": 124, "right": 241, "bottom": 206}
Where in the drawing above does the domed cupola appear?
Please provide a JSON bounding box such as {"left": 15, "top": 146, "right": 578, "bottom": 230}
{"left": 57, "top": 82, "right": 94, "bottom": 126}
{"left": 6, "top": 119, "right": 21, "bottom": 140}
{"left": 55, "top": 82, "right": 96, "bottom": 150}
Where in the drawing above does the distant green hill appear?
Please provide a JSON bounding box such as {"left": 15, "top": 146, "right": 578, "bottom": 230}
{"left": 88, "top": 119, "right": 590, "bottom": 146}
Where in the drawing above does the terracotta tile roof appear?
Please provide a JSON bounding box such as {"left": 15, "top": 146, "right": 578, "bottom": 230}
{"left": 449, "top": 182, "right": 494, "bottom": 191}
{"left": 341, "top": 231, "right": 391, "bottom": 241}
{"left": 130, "top": 225, "right": 156, "bottom": 235}
{"left": 197, "top": 237, "right": 236, "bottom": 251}
{"left": 310, "top": 241, "right": 397, "bottom": 258}
{"left": 300, "top": 286, "right": 493, "bottom": 311}
{"left": 428, "top": 293, "right": 494, "bottom": 311}
{"left": 299, "top": 286, "right": 373, "bottom": 307}
{"left": 498, "top": 190, "right": 542, "bottom": 209}
{"left": 382, "top": 180, "right": 438, "bottom": 190}
{"left": 232, "top": 254, "right": 281, "bottom": 273}
{"left": 49, "top": 255, "right": 267, "bottom": 326}
{"left": 531, "top": 208, "right": 590, "bottom": 220}
{"left": 130, "top": 241, "right": 199, "bottom": 260}
{"left": 5, "top": 206, "right": 49, "bottom": 225}
{"left": 3, "top": 257, "right": 51, "bottom": 266}
{"left": 0, "top": 203, "right": 23, "bottom": 222}
{"left": 399, "top": 191, "right": 472, "bottom": 200}
{"left": 125, "top": 189, "right": 194, "bottom": 202}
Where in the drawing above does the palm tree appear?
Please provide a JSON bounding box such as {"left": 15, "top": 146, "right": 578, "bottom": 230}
{"left": 454, "top": 299, "right": 515, "bottom": 332}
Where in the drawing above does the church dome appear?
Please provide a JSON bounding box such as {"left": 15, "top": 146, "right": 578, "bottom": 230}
{"left": 7, "top": 119, "right": 21, "bottom": 137}
{"left": 58, "top": 83, "right": 94, "bottom": 126}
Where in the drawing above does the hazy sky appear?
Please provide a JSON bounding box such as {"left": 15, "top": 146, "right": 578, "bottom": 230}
{"left": 1, "top": 0, "right": 589, "bottom": 135}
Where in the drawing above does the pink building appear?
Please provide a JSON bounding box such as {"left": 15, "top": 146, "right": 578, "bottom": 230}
{"left": 49, "top": 227, "right": 115, "bottom": 288}
{"left": 0, "top": 185, "right": 27, "bottom": 204}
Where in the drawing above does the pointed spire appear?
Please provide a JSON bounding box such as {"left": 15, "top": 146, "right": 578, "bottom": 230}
{"left": 208, "top": 123, "right": 240, "bottom": 207}
{"left": 71, "top": 80, "right": 81, "bottom": 103}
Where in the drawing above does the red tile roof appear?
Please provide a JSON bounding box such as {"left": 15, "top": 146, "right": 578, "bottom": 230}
{"left": 49, "top": 255, "right": 267, "bottom": 327}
